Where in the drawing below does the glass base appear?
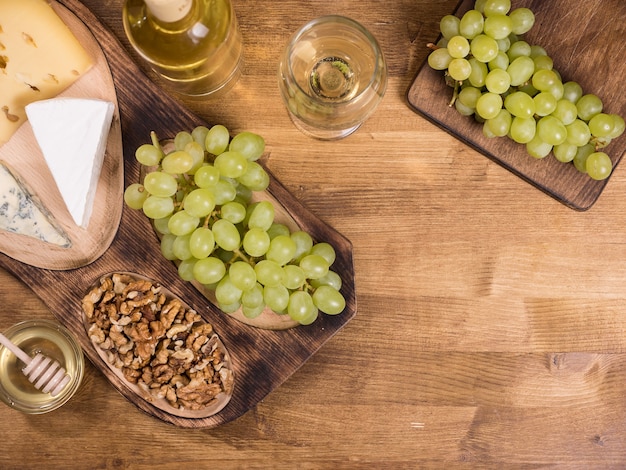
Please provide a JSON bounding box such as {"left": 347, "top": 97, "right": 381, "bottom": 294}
{"left": 287, "top": 112, "right": 362, "bottom": 140}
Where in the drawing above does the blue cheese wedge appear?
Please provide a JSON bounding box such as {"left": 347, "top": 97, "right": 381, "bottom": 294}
{"left": 0, "top": 161, "right": 71, "bottom": 247}
{"left": 25, "top": 98, "right": 114, "bottom": 229}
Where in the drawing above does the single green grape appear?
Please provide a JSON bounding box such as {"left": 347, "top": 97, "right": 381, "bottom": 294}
{"left": 485, "top": 109, "right": 512, "bottom": 137}
{"left": 242, "top": 227, "right": 271, "bottom": 257}
{"left": 562, "top": 81, "right": 583, "bottom": 104}
{"left": 448, "top": 58, "right": 472, "bottom": 81}
{"left": 292, "top": 231, "right": 314, "bottom": 261}
{"left": 143, "top": 171, "right": 178, "bottom": 198}
{"left": 485, "top": 68, "right": 511, "bottom": 94}
{"left": 504, "top": 91, "right": 535, "bottom": 119}
{"left": 483, "top": 14, "right": 512, "bottom": 40}
{"left": 177, "top": 258, "right": 196, "bottom": 282}
{"left": 447, "top": 35, "right": 471, "bottom": 59}
{"left": 565, "top": 119, "right": 591, "bottom": 146}
{"left": 458, "top": 86, "right": 482, "bottom": 109}
{"left": 246, "top": 201, "right": 275, "bottom": 231}
{"left": 189, "top": 227, "right": 215, "bottom": 259}
{"left": 241, "top": 283, "right": 264, "bottom": 309}
{"left": 468, "top": 58, "right": 488, "bottom": 88}
{"left": 229, "top": 261, "right": 257, "bottom": 291}
{"left": 263, "top": 284, "right": 290, "bottom": 313}
{"left": 212, "top": 218, "right": 241, "bottom": 251}
{"left": 488, "top": 51, "right": 509, "bottom": 70}
{"left": 160, "top": 233, "right": 177, "bottom": 260}
{"left": 229, "top": 131, "right": 265, "bottom": 161}
{"left": 191, "top": 125, "right": 210, "bottom": 146}
{"left": 220, "top": 201, "right": 246, "bottom": 224}
{"left": 214, "top": 150, "right": 248, "bottom": 179}
{"left": 142, "top": 196, "right": 174, "bottom": 219}
{"left": 287, "top": 291, "right": 318, "bottom": 325}
{"left": 168, "top": 210, "right": 200, "bottom": 236}
{"left": 161, "top": 150, "right": 194, "bottom": 174}
{"left": 509, "top": 7, "right": 535, "bottom": 34}
{"left": 506, "top": 55, "right": 534, "bottom": 86}
{"left": 237, "top": 161, "right": 270, "bottom": 191}
{"left": 439, "top": 14, "right": 461, "bottom": 39}
{"left": 552, "top": 99, "right": 578, "bottom": 126}
{"left": 428, "top": 48, "right": 453, "bottom": 70}
{"left": 312, "top": 285, "right": 346, "bottom": 315}
{"left": 525, "top": 135, "right": 552, "bottom": 159}
{"left": 576, "top": 94, "right": 603, "bottom": 121}
{"left": 153, "top": 216, "right": 171, "bottom": 235}
{"left": 470, "top": 34, "right": 499, "bottom": 62}
{"left": 254, "top": 259, "right": 284, "bottom": 287}
{"left": 533, "top": 92, "right": 557, "bottom": 117}
{"left": 193, "top": 256, "right": 226, "bottom": 285}
{"left": 310, "top": 270, "right": 343, "bottom": 291}
{"left": 459, "top": 9, "right": 484, "bottom": 39}
{"left": 483, "top": 0, "right": 510, "bottom": 16}
{"left": 174, "top": 131, "right": 193, "bottom": 151}
{"left": 194, "top": 164, "right": 220, "bottom": 188}
{"left": 212, "top": 179, "right": 238, "bottom": 205}
{"left": 215, "top": 274, "right": 243, "bottom": 306}
{"left": 282, "top": 264, "right": 306, "bottom": 290}
{"left": 183, "top": 188, "right": 216, "bottom": 218}
{"left": 172, "top": 234, "right": 193, "bottom": 260}
{"left": 573, "top": 143, "right": 595, "bottom": 173}
{"left": 266, "top": 234, "right": 297, "bottom": 266}
{"left": 205, "top": 124, "right": 230, "bottom": 155}
{"left": 537, "top": 115, "right": 567, "bottom": 146}
{"left": 553, "top": 143, "right": 578, "bottom": 163}
{"left": 585, "top": 152, "right": 612, "bottom": 180}
{"left": 510, "top": 116, "right": 536, "bottom": 144}
{"left": 299, "top": 254, "right": 330, "bottom": 279}
{"left": 507, "top": 40, "right": 532, "bottom": 61}
{"left": 310, "top": 242, "right": 336, "bottom": 265}
{"left": 123, "top": 183, "right": 148, "bottom": 210}
{"left": 588, "top": 113, "right": 615, "bottom": 138}
{"left": 475, "top": 92, "right": 503, "bottom": 120}
{"left": 135, "top": 143, "right": 163, "bottom": 166}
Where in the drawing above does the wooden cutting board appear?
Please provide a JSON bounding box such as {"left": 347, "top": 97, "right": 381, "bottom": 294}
{"left": 0, "top": 0, "right": 357, "bottom": 428}
{"left": 407, "top": 0, "right": 626, "bottom": 211}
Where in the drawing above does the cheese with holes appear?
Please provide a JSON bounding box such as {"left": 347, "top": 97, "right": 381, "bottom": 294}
{"left": 0, "top": 0, "right": 93, "bottom": 145}
{"left": 0, "top": 161, "right": 71, "bottom": 247}
{"left": 26, "top": 98, "right": 115, "bottom": 229}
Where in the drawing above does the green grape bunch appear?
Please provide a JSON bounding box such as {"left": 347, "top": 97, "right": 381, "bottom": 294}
{"left": 427, "top": 0, "right": 625, "bottom": 180}
{"left": 124, "top": 125, "right": 346, "bottom": 326}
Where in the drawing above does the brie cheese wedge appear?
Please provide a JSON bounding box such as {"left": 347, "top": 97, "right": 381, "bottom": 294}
{"left": 26, "top": 98, "right": 115, "bottom": 229}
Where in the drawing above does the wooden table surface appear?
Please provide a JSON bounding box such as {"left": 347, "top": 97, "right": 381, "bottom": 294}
{"left": 1, "top": 0, "right": 626, "bottom": 468}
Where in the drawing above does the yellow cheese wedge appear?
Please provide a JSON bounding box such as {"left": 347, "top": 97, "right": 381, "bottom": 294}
{"left": 0, "top": 0, "right": 93, "bottom": 146}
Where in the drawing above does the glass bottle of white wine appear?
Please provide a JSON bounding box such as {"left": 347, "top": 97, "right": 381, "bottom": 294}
{"left": 123, "top": 0, "right": 243, "bottom": 97}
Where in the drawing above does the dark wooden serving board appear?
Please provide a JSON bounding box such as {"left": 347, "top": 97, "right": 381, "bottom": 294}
{"left": 407, "top": 0, "right": 626, "bottom": 211}
{"left": 0, "top": 0, "right": 356, "bottom": 428}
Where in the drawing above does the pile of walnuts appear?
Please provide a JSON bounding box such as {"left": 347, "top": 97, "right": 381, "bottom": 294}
{"left": 82, "top": 273, "right": 234, "bottom": 411}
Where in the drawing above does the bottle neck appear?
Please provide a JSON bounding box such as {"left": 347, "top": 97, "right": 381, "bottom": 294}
{"left": 144, "top": 0, "right": 193, "bottom": 23}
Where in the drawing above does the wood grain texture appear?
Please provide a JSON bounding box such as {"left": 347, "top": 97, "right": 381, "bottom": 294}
{"left": 0, "top": 0, "right": 625, "bottom": 467}
{"left": 408, "top": 0, "right": 626, "bottom": 210}
{"left": 0, "top": 0, "right": 356, "bottom": 428}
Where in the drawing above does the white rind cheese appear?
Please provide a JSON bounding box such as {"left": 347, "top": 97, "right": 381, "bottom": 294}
{"left": 0, "top": 161, "right": 71, "bottom": 247}
{"left": 26, "top": 98, "right": 115, "bottom": 229}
